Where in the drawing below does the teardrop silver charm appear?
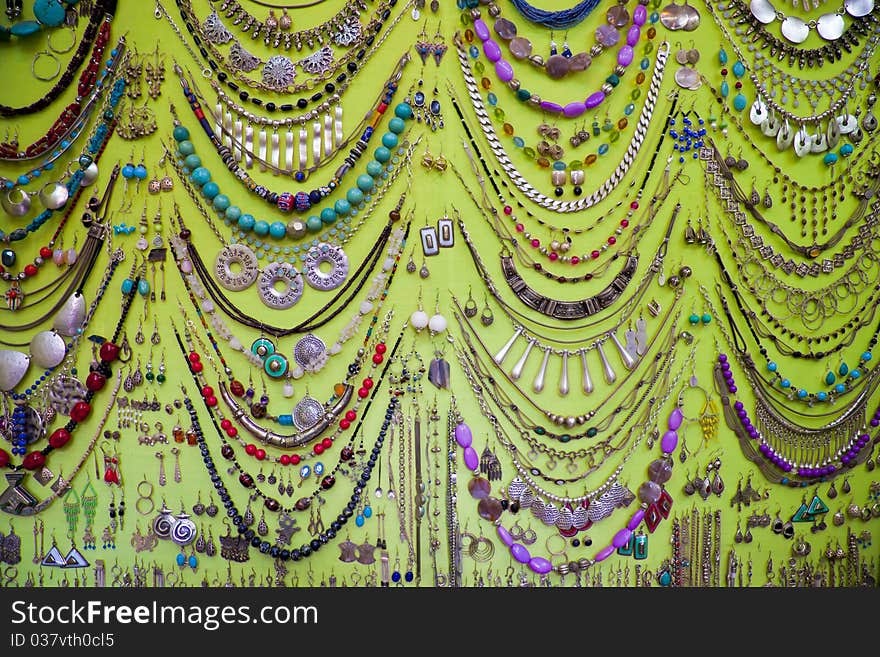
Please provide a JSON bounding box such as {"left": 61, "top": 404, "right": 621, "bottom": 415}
{"left": 580, "top": 349, "right": 594, "bottom": 394}
{"left": 494, "top": 328, "right": 522, "bottom": 365}
{"left": 510, "top": 339, "right": 535, "bottom": 380}
{"left": 596, "top": 341, "right": 616, "bottom": 384}
{"left": 635, "top": 317, "right": 648, "bottom": 356}
{"left": 532, "top": 348, "right": 550, "bottom": 393}
{"left": 609, "top": 331, "right": 636, "bottom": 370}
{"left": 0, "top": 350, "right": 30, "bottom": 391}
{"left": 558, "top": 351, "right": 569, "bottom": 396}
{"left": 52, "top": 292, "right": 86, "bottom": 337}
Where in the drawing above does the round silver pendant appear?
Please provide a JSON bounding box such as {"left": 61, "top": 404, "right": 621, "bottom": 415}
{"left": 214, "top": 243, "right": 259, "bottom": 291}
{"left": 81, "top": 162, "right": 99, "bottom": 187}
{"left": 0, "top": 350, "right": 30, "bottom": 391}
{"left": 793, "top": 126, "right": 812, "bottom": 157}
{"left": 837, "top": 113, "right": 859, "bottom": 134}
{"left": 47, "top": 375, "right": 87, "bottom": 416}
{"left": 2, "top": 404, "right": 45, "bottom": 445}
{"left": 674, "top": 67, "right": 700, "bottom": 89}
{"left": 293, "top": 334, "right": 326, "bottom": 373}
{"left": 845, "top": 0, "right": 874, "bottom": 16}
{"left": 1, "top": 188, "right": 32, "bottom": 217}
{"left": 52, "top": 292, "right": 86, "bottom": 337}
{"left": 303, "top": 243, "right": 348, "bottom": 291}
{"left": 256, "top": 261, "right": 303, "bottom": 309}
{"left": 38, "top": 181, "right": 69, "bottom": 210}
{"left": 29, "top": 331, "right": 67, "bottom": 369}
{"left": 749, "top": 0, "right": 777, "bottom": 23}
{"left": 780, "top": 16, "right": 809, "bottom": 43}
{"left": 749, "top": 99, "right": 768, "bottom": 126}
{"left": 816, "top": 13, "right": 845, "bottom": 40}
{"left": 292, "top": 395, "right": 324, "bottom": 430}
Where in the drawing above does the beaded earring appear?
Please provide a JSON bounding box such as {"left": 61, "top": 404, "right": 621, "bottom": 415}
{"left": 414, "top": 20, "right": 432, "bottom": 64}
{"left": 432, "top": 22, "right": 446, "bottom": 65}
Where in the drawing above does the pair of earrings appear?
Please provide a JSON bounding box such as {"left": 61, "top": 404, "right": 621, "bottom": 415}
{"left": 413, "top": 21, "right": 446, "bottom": 66}
{"left": 733, "top": 521, "right": 753, "bottom": 544}
{"left": 405, "top": 249, "right": 430, "bottom": 278}
{"left": 421, "top": 147, "right": 447, "bottom": 172}
{"left": 147, "top": 159, "right": 174, "bottom": 194}
{"left": 410, "top": 290, "right": 447, "bottom": 336}
{"left": 674, "top": 41, "right": 701, "bottom": 90}
{"left": 683, "top": 216, "right": 710, "bottom": 245}
{"left": 463, "top": 288, "right": 494, "bottom": 326}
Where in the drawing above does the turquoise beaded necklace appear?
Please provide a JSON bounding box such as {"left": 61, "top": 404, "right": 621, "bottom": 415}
{"left": 170, "top": 102, "right": 414, "bottom": 261}
{"left": 0, "top": 0, "right": 77, "bottom": 39}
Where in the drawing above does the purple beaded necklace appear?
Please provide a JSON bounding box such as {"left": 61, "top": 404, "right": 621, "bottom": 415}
{"left": 470, "top": 0, "right": 648, "bottom": 118}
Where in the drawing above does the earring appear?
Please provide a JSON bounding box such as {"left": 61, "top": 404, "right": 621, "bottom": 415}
{"left": 406, "top": 248, "right": 417, "bottom": 274}
{"left": 414, "top": 20, "right": 432, "bottom": 64}
{"left": 144, "top": 44, "right": 165, "bottom": 100}
{"left": 410, "top": 289, "right": 428, "bottom": 333}
{"left": 734, "top": 522, "right": 743, "bottom": 543}
{"left": 463, "top": 287, "right": 478, "bottom": 318}
{"left": 480, "top": 295, "right": 494, "bottom": 326}
{"left": 428, "top": 292, "right": 447, "bottom": 336}
{"left": 421, "top": 147, "right": 434, "bottom": 170}
{"left": 433, "top": 151, "right": 447, "bottom": 172}
{"left": 419, "top": 259, "right": 430, "bottom": 279}
{"left": 432, "top": 23, "right": 446, "bottom": 65}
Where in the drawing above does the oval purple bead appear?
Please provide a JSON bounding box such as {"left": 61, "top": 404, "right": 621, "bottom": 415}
{"left": 529, "top": 556, "right": 552, "bottom": 574}
{"left": 660, "top": 430, "right": 678, "bottom": 454}
{"left": 473, "top": 19, "right": 490, "bottom": 42}
{"left": 484, "top": 39, "right": 503, "bottom": 63}
{"left": 633, "top": 4, "right": 648, "bottom": 25}
{"left": 626, "top": 26, "right": 641, "bottom": 46}
{"left": 584, "top": 91, "right": 606, "bottom": 109}
{"left": 497, "top": 525, "right": 514, "bottom": 547}
{"left": 495, "top": 59, "right": 514, "bottom": 82}
{"left": 463, "top": 446, "right": 479, "bottom": 471}
{"left": 563, "top": 101, "right": 587, "bottom": 118}
{"left": 627, "top": 509, "right": 645, "bottom": 531}
{"left": 595, "top": 544, "right": 615, "bottom": 562}
{"left": 612, "top": 528, "right": 632, "bottom": 548}
{"left": 454, "top": 422, "right": 472, "bottom": 448}
{"left": 668, "top": 407, "right": 683, "bottom": 431}
{"left": 511, "top": 542, "right": 531, "bottom": 564}
{"left": 540, "top": 100, "right": 564, "bottom": 114}
{"left": 617, "top": 45, "right": 634, "bottom": 67}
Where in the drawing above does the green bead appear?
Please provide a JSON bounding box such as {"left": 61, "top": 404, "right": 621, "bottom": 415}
{"left": 202, "top": 181, "right": 219, "bottom": 199}
{"left": 825, "top": 371, "right": 836, "bottom": 385}
{"left": 145, "top": 371, "right": 154, "bottom": 381}
{"left": 177, "top": 140, "right": 195, "bottom": 156}
{"left": 374, "top": 146, "right": 391, "bottom": 163}
{"left": 269, "top": 222, "right": 286, "bottom": 239}
{"left": 212, "top": 194, "right": 231, "bottom": 211}
{"left": 381, "top": 132, "right": 398, "bottom": 149}
{"left": 701, "top": 313, "right": 712, "bottom": 324}
{"left": 534, "top": 427, "right": 545, "bottom": 435}
{"left": 307, "top": 216, "right": 323, "bottom": 232}
{"left": 365, "top": 160, "right": 383, "bottom": 177}
{"left": 559, "top": 434, "right": 570, "bottom": 443}
{"left": 346, "top": 188, "right": 364, "bottom": 205}
{"left": 184, "top": 154, "right": 201, "bottom": 170}
{"left": 516, "top": 88, "right": 531, "bottom": 101}
{"left": 34, "top": 0, "right": 66, "bottom": 27}
{"left": 586, "top": 427, "right": 598, "bottom": 438}
{"left": 689, "top": 314, "right": 700, "bottom": 325}
{"left": 388, "top": 117, "right": 406, "bottom": 134}
{"left": 334, "top": 199, "right": 351, "bottom": 216}
{"left": 320, "top": 207, "right": 336, "bottom": 224}
{"left": 606, "top": 73, "right": 620, "bottom": 87}
{"left": 156, "top": 373, "right": 166, "bottom": 384}
{"left": 225, "top": 206, "right": 242, "bottom": 222}
{"left": 356, "top": 174, "right": 374, "bottom": 192}
{"left": 733, "top": 94, "right": 747, "bottom": 111}
{"left": 253, "top": 220, "right": 270, "bottom": 237}
{"left": 10, "top": 20, "right": 41, "bottom": 36}
{"left": 173, "top": 125, "right": 190, "bottom": 142}
{"left": 191, "top": 167, "right": 211, "bottom": 186}
{"left": 394, "top": 103, "right": 413, "bottom": 120}
{"left": 238, "top": 214, "right": 255, "bottom": 232}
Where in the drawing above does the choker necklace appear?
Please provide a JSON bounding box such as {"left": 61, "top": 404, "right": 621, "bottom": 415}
{"left": 733, "top": 0, "right": 876, "bottom": 44}
{"left": 451, "top": 39, "right": 672, "bottom": 212}
{"left": 0, "top": 0, "right": 115, "bottom": 117}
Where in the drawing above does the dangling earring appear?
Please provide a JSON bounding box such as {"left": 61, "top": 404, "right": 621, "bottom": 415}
{"left": 463, "top": 287, "right": 478, "bottom": 318}
{"left": 480, "top": 295, "right": 494, "bottom": 327}
{"left": 734, "top": 521, "right": 743, "bottom": 543}
{"left": 410, "top": 288, "right": 428, "bottom": 332}
{"left": 432, "top": 22, "right": 446, "bottom": 65}
{"left": 428, "top": 292, "right": 447, "bottom": 336}
{"left": 414, "top": 20, "right": 432, "bottom": 64}
{"left": 419, "top": 258, "right": 429, "bottom": 279}
{"left": 406, "top": 248, "right": 417, "bottom": 274}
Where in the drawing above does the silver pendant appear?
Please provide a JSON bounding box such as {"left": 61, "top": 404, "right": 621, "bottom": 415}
{"left": 304, "top": 243, "right": 348, "bottom": 291}
{"left": 493, "top": 328, "right": 522, "bottom": 365}
{"left": 845, "top": 0, "right": 874, "bottom": 16}
{"left": 1, "top": 188, "right": 31, "bottom": 217}
{"left": 214, "top": 243, "right": 259, "bottom": 291}
{"left": 262, "top": 55, "right": 297, "bottom": 90}
{"left": 292, "top": 396, "right": 324, "bottom": 431}
{"left": 29, "top": 331, "right": 67, "bottom": 369}
{"left": 300, "top": 46, "right": 335, "bottom": 76}
{"left": 229, "top": 42, "right": 261, "bottom": 73}
{"left": 38, "top": 181, "right": 69, "bottom": 210}
{"left": 780, "top": 16, "right": 809, "bottom": 44}
{"left": 293, "top": 334, "right": 326, "bottom": 373}
{"left": 0, "top": 351, "right": 30, "bottom": 391}
{"left": 201, "top": 11, "right": 233, "bottom": 44}
{"left": 815, "top": 13, "right": 844, "bottom": 40}
{"left": 559, "top": 351, "right": 569, "bottom": 396}
{"left": 52, "top": 293, "right": 86, "bottom": 337}
{"left": 257, "top": 262, "right": 303, "bottom": 309}
{"left": 47, "top": 375, "right": 86, "bottom": 415}
{"left": 532, "top": 348, "right": 550, "bottom": 393}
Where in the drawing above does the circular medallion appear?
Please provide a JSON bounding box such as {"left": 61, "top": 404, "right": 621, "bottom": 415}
{"left": 1, "top": 188, "right": 32, "bottom": 217}
{"left": 749, "top": 0, "right": 776, "bottom": 23}
{"left": 30, "top": 331, "right": 67, "bottom": 369}
{"left": 303, "top": 243, "right": 349, "bottom": 291}
{"left": 3, "top": 405, "right": 44, "bottom": 445}
{"left": 37, "top": 181, "right": 69, "bottom": 210}
{"left": 214, "top": 243, "right": 259, "bottom": 291}
{"left": 0, "top": 350, "right": 30, "bottom": 392}
{"left": 293, "top": 334, "right": 326, "bottom": 373}
{"left": 816, "top": 12, "right": 845, "bottom": 40}
{"left": 780, "top": 16, "right": 809, "bottom": 43}
{"left": 171, "top": 515, "right": 197, "bottom": 546}
{"left": 845, "top": 0, "right": 874, "bottom": 16}
{"left": 292, "top": 395, "right": 324, "bottom": 430}
{"left": 264, "top": 353, "right": 289, "bottom": 378}
{"left": 257, "top": 261, "right": 303, "bottom": 309}
{"left": 251, "top": 337, "right": 275, "bottom": 360}
{"left": 749, "top": 100, "right": 767, "bottom": 126}
{"left": 46, "top": 375, "right": 86, "bottom": 415}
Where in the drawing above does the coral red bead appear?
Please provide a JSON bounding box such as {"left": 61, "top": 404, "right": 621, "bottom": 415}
{"left": 630, "top": 202, "right": 639, "bottom": 210}
{"left": 255, "top": 449, "right": 266, "bottom": 461}
{"left": 226, "top": 427, "right": 237, "bottom": 438}
{"left": 358, "top": 387, "right": 369, "bottom": 398}
{"left": 191, "top": 361, "right": 203, "bottom": 373}
{"left": 24, "top": 264, "right": 38, "bottom": 277}
{"left": 290, "top": 454, "right": 301, "bottom": 465}
{"left": 280, "top": 455, "right": 291, "bottom": 465}
{"left": 345, "top": 410, "right": 356, "bottom": 422}
{"left": 40, "top": 247, "right": 52, "bottom": 259}
{"left": 372, "top": 354, "right": 383, "bottom": 364}
{"left": 230, "top": 380, "right": 244, "bottom": 396}
{"left": 530, "top": 239, "right": 540, "bottom": 247}
{"left": 549, "top": 252, "right": 558, "bottom": 261}
{"left": 189, "top": 352, "right": 200, "bottom": 363}
{"left": 339, "top": 418, "right": 351, "bottom": 430}
{"left": 375, "top": 343, "right": 387, "bottom": 355}
{"left": 362, "top": 377, "right": 373, "bottom": 389}
{"left": 85, "top": 372, "right": 106, "bottom": 391}
{"left": 321, "top": 437, "right": 332, "bottom": 449}
{"left": 220, "top": 419, "right": 232, "bottom": 430}
{"left": 70, "top": 401, "right": 91, "bottom": 422}
{"left": 0, "top": 449, "right": 9, "bottom": 468}
{"left": 201, "top": 385, "right": 214, "bottom": 398}
{"left": 99, "top": 342, "right": 119, "bottom": 362}
{"left": 314, "top": 443, "right": 325, "bottom": 455}
{"left": 245, "top": 444, "right": 257, "bottom": 455}
{"left": 22, "top": 451, "right": 46, "bottom": 470}
{"left": 49, "top": 428, "right": 71, "bottom": 448}
{"left": 205, "top": 395, "right": 217, "bottom": 407}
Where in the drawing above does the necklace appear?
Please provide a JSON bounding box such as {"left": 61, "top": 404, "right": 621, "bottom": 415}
{"left": 0, "top": 33, "right": 125, "bottom": 162}
{"left": 452, "top": 37, "right": 672, "bottom": 212}
{"left": 746, "top": 0, "right": 875, "bottom": 43}
{"left": 0, "top": 0, "right": 114, "bottom": 116}
{"left": 508, "top": 0, "right": 604, "bottom": 28}
{"left": 173, "top": 62, "right": 412, "bottom": 215}
{"left": 0, "top": 0, "right": 78, "bottom": 39}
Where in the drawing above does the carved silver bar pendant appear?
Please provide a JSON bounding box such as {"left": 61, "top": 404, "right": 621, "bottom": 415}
{"left": 270, "top": 130, "right": 280, "bottom": 169}
{"left": 223, "top": 111, "right": 234, "bottom": 150}
{"left": 323, "top": 113, "right": 333, "bottom": 155}
{"left": 609, "top": 331, "right": 636, "bottom": 370}
{"left": 493, "top": 328, "right": 522, "bottom": 365}
{"left": 312, "top": 121, "right": 322, "bottom": 164}
{"left": 559, "top": 350, "right": 569, "bottom": 396}
{"left": 233, "top": 118, "right": 244, "bottom": 163}
{"left": 334, "top": 106, "right": 343, "bottom": 144}
{"left": 635, "top": 316, "right": 648, "bottom": 356}
{"left": 284, "top": 130, "right": 294, "bottom": 172}
{"left": 533, "top": 348, "right": 551, "bottom": 393}
{"left": 511, "top": 339, "right": 536, "bottom": 380}
{"left": 596, "top": 341, "right": 616, "bottom": 384}
{"left": 580, "top": 349, "right": 594, "bottom": 394}
{"left": 214, "top": 103, "right": 223, "bottom": 146}
{"left": 244, "top": 123, "right": 254, "bottom": 169}
{"left": 298, "top": 127, "right": 307, "bottom": 171}
{"left": 258, "top": 128, "right": 268, "bottom": 172}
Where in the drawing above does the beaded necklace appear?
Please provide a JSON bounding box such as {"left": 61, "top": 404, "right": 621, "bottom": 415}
{"left": 173, "top": 61, "right": 411, "bottom": 215}
{"left": 507, "top": 0, "right": 604, "bottom": 30}
{"left": 0, "top": 29, "right": 122, "bottom": 162}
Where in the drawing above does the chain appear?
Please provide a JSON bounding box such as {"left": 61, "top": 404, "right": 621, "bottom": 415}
{"left": 154, "top": 0, "right": 212, "bottom": 78}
